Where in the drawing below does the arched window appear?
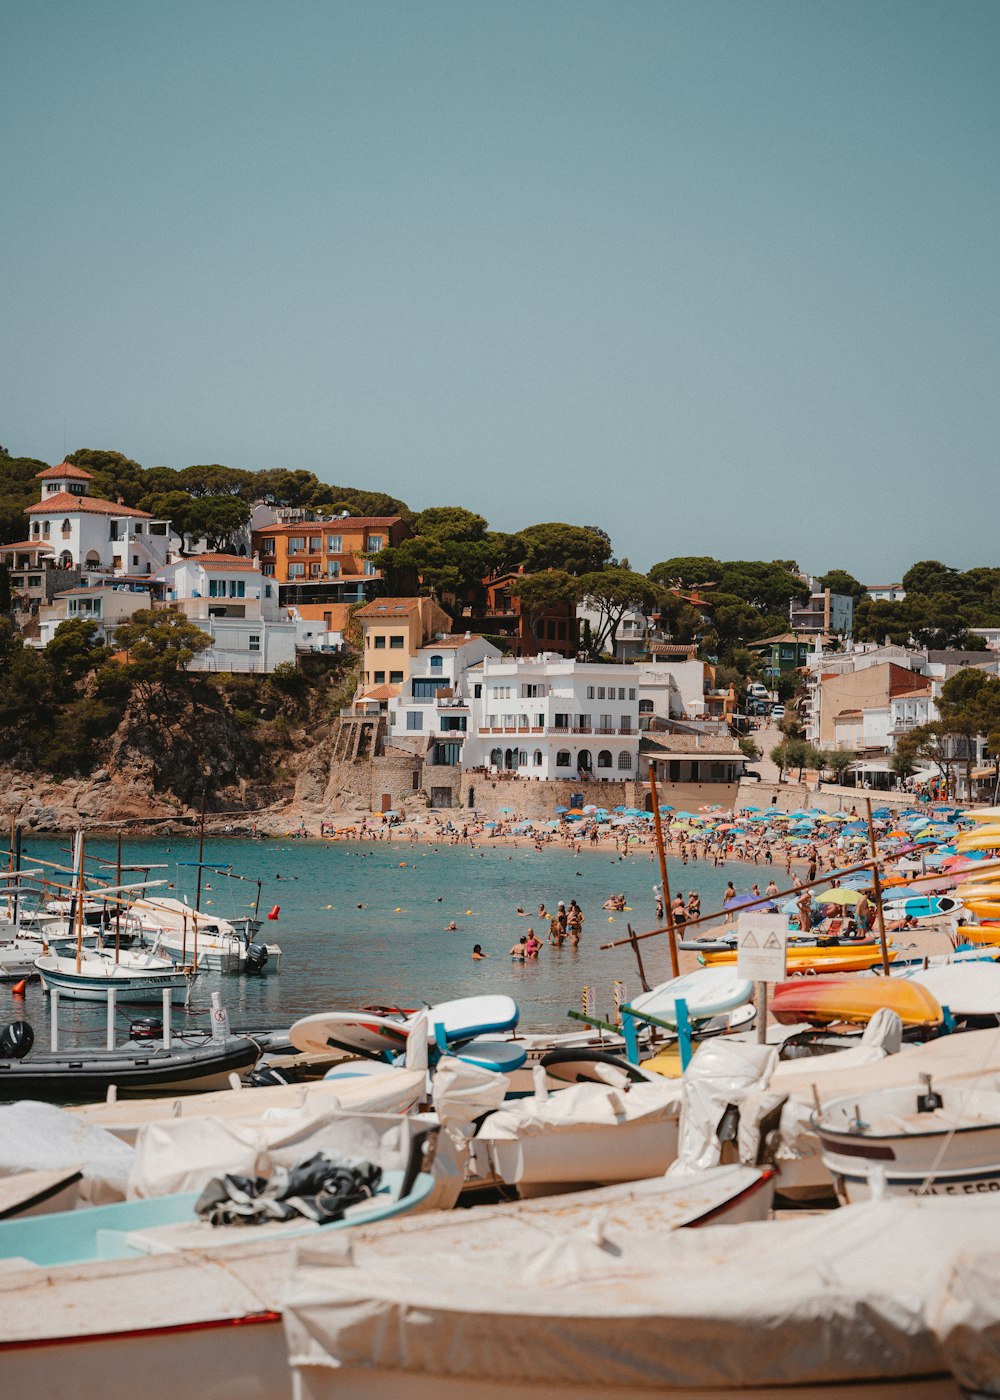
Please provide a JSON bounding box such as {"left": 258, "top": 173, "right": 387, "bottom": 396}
{"left": 556, "top": 750, "right": 571, "bottom": 768}
{"left": 429, "top": 655, "right": 443, "bottom": 673}
{"left": 618, "top": 751, "right": 633, "bottom": 770}
{"left": 61, "top": 519, "right": 71, "bottom": 533}
{"left": 639, "top": 699, "right": 654, "bottom": 713}
{"left": 533, "top": 750, "right": 543, "bottom": 766}
{"left": 597, "top": 750, "right": 612, "bottom": 768}
{"left": 490, "top": 747, "right": 502, "bottom": 767}
{"left": 577, "top": 749, "right": 592, "bottom": 772}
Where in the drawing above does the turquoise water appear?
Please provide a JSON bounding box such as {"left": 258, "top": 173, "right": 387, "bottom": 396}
{"left": 14, "top": 836, "right": 743, "bottom": 1035}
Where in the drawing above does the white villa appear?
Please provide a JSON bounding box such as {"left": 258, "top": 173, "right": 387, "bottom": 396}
{"left": 37, "top": 584, "right": 153, "bottom": 647}
{"left": 25, "top": 464, "right": 171, "bottom": 576}
{"left": 463, "top": 656, "right": 641, "bottom": 780}
{"left": 385, "top": 634, "right": 501, "bottom": 769}
{"left": 154, "top": 555, "right": 296, "bottom": 673}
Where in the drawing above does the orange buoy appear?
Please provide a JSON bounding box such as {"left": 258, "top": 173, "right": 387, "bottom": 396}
{"left": 267, "top": 905, "right": 280, "bottom": 921}
{"left": 11, "top": 980, "right": 27, "bottom": 997}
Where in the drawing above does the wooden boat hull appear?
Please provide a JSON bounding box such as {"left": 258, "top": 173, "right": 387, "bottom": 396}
{"left": 35, "top": 953, "right": 194, "bottom": 1004}
{"left": 770, "top": 976, "right": 943, "bottom": 1028}
{"left": 0, "top": 1036, "right": 261, "bottom": 1101}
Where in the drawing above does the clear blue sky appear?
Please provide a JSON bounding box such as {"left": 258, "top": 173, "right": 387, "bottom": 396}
{"left": 3, "top": 0, "right": 998, "bottom": 580}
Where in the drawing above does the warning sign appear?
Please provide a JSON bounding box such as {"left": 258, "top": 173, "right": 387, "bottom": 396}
{"left": 736, "top": 913, "right": 788, "bottom": 982}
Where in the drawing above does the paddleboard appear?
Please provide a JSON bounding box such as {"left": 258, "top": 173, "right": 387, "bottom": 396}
{"left": 447, "top": 1037, "right": 527, "bottom": 1073}
{"left": 290, "top": 1010, "right": 409, "bottom": 1058}
{"left": 881, "top": 894, "right": 962, "bottom": 920}
{"left": 628, "top": 967, "right": 754, "bottom": 1024}
{"left": 910, "top": 963, "right": 1000, "bottom": 1018}
{"left": 426, "top": 994, "right": 519, "bottom": 1042}
{"left": 770, "top": 976, "right": 943, "bottom": 1028}
{"left": 701, "top": 944, "right": 897, "bottom": 974}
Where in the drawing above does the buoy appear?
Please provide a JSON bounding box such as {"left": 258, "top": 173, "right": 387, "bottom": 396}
{"left": 268, "top": 905, "right": 280, "bottom": 921}
{"left": 395, "top": 907, "right": 403, "bottom": 913}
{"left": 11, "top": 980, "right": 26, "bottom": 997}
{"left": 399, "top": 862, "right": 407, "bottom": 867}
{"left": 466, "top": 909, "right": 474, "bottom": 916}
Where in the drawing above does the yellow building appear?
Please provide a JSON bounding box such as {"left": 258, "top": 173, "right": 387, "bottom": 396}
{"left": 355, "top": 597, "right": 453, "bottom": 698}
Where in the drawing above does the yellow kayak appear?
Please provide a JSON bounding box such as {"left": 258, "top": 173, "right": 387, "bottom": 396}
{"left": 701, "top": 943, "right": 896, "bottom": 974}
{"left": 956, "top": 924, "right": 1000, "bottom": 946}
{"left": 965, "top": 901, "right": 1000, "bottom": 920}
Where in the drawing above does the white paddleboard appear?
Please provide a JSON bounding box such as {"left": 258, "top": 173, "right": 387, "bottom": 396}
{"left": 629, "top": 967, "right": 754, "bottom": 1025}
{"left": 447, "top": 1037, "right": 527, "bottom": 1073}
{"left": 910, "top": 962, "right": 1000, "bottom": 1017}
{"left": 290, "top": 1010, "right": 409, "bottom": 1058}
{"left": 425, "top": 994, "right": 519, "bottom": 1042}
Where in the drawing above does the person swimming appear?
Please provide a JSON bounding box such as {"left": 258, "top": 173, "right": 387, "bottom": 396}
{"left": 509, "top": 935, "right": 527, "bottom": 961}
{"left": 472, "top": 944, "right": 489, "bottom": 960}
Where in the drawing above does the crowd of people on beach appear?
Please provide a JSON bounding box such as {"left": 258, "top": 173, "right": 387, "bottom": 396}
{"left": 508, "top": 898, "right": 587, "bottom": 960}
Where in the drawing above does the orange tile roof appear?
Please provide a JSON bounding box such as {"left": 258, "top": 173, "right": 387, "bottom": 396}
{"left": 26, "top": 492, "right": 152, "bottom": 518}
{"left": 255, "top": 516, "right": 402, "bottom": 533}
{"left": 358, "top": 684, "right": 401, "bottom": 701}
{"left": 0, "top": 540, "right": 53, "bottom": 552}
{"left": 35, "top": 463, "right": 94, "bottom": 480}
{"left": 185, "top": 553, "right": 259, "bottom": 571}
{"left": 355, "top": 598, "right": 423, "bottom": 618}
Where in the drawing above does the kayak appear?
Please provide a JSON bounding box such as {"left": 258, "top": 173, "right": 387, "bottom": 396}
{"left": 701, "top": 944, "right": 897, "bottom": 975}
{"left": 955, "top": 925, "right": 1000, "bottom": 947}
{"left": 628, "top": 968, "right": 754, "bottom": 1025}
{"left": 770, "top": 976, "right": 943, "bottom": 1028}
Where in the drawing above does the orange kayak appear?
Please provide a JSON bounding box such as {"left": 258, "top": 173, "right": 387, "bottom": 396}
{"left": 700, "top": 944, "right": 897, "bottom": 975}
{"left": 770, "top": 976, "right": 943, "bottom": 1028}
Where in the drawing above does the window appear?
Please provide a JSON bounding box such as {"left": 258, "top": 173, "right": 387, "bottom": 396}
{"left": 428, "top": 652, "right": 442, "bottom": 669}
{"left": 390, "top": 635, "right": 405, "bottom": 649}
{"left": 61, "top": 518, "right": 71, "bottom": 535}
{"left": 326, "top": 534, "right": 342, "bottom": 553}
{"left": 209, "top": 579, "right": 222, "bottom": 597}
{"left": 587, "top": 686, "right": 595, "bottom": 699}
{"left": 598, "top": 750, "right": 612, "bottom": 767}
{"left": 578, "top": 749, "right": 592, "bottom": 771}
{"left": 556, "top": 750, "right": 571, "bottom": 767}
{"left": 309, "top": 536, "right": 322, "bottom": 552}
{"left": 374, "top": 635, "right": 386, "bottom": 649}
{"left": 639, "top": 699, "right": 653, "bottom": 713}
{"left": 519, "top": 750, "right": 528, "bottom": 766}
{"left": 310, "top": 563, "right": 321, "bottom": 577}
{"left": 228, "top": 580, "right": 245, "bottom": 598}
{"left": 288, "top": 562, "right": 305, "bottom": 578}
{"left": 618, "top": 751, "right": 633, "bottom": 770}
{"left": 554, "top": 712, "right": 569, "bottom": 729}
{"left": 363, "top": 560, "right": 377, "bottom": 576}
{"left": 42, "top": 521, "right": 51, "bottom": 537}
{"left": 389, "top": 670, "right": 403, "bottom": 684}
{"left": 249, "top": 635, "right": 260, "bottom": 652}
{"left": 365, "top": 535, "right": 384, "bottom": 553}
{"left": 412, "top": 677, "right": 445, "bottom": 698}
{"left": 628, "top": 688, "right": 636, "bottom": 700}
{"left": 618, "top": 687, "right": 626, "bottom": 700}
{"left": 434, "top": 741, "right": 462, "bottom": 766}
{"left": 440, "top": 716, "right": 467, "bottom": 732}
{"left": 31, "top": 522, "right": 39, "bottom": 537}
{"left": 473, "top": 683, "right": 482, "bottom": 698}
{"left": 264, "top": 585, "right": 272, "bottom": 598}
{"left": 374, "top": 670, "right": 385, "bottom": 684}
{"left": 597, "top": 686, "right": 605, "bottom": 700}
{"left": 533, "top": 750, "right": 542, "bottom": 766}
{"left": 600, "top": 714, "right": 612, "bottom": 730}
{"left": 132, "top": 555, "right": 139, "bottom": 567}
{"left": 261, "top": 563, "right": 275, "bottom": 577}
{"left": 261, "top": 539, "right": 275, "bottom": 555}
{"left": 289, "top": 537, "right": 305, "bottom": 554}
{"left": 490, "top": 748, "right": 502, "bottom": 767}
{"left": 326, "top": 561, "right": 341, "bottom": 577}
{"left": 406, "top": 711, "right": 423, "bottom": 731}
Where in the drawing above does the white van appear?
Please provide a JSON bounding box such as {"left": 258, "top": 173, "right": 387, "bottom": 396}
{"left": 747, "top": 682, "right": 769, "bottom": 699}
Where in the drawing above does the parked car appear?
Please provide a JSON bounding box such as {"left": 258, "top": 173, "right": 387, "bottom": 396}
{"left": 747, "top": 683, "right": 769, "bottom": 699}
{"left": 743, "top": 769, "right": 762, "bottom": 781}
{"left": 771, "top": 705, "right": 785, "bottom": 720}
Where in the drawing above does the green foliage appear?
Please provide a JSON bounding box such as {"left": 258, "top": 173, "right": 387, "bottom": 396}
{"left": 67, "top": 449, "right": 145, "bottom": 506}
{"left": 0, "top": 449, "right": 50, "bottom": 545}
{"left": 648, "top": 557, "right": 723, "bottom": 587}
{"left": 0, "top": 562, "right": 10, "bottom": 613}
{"left": 414, "top": 507, "right": 488, "bottom": 542}
{"left": 817, "top": 569, "right": 867, "bottom": 604}
{"left": 515, "top": 523, "right": 613, "bottom": 576}
{"left": 509, "top": 570, "right": 581, "bottom": 641}
{"left": 45, "top": 618, "right": 110, "bottom": 682}
{"left": 578, "top": 567, "right": 661, "bottom": 655}
{"left": 268, "top": 660, "right": 307, "bottom": 698}
{"left": 825, "top": 748, "right": 855, "bottom": 781}
{"left": 738, "top": 736, "right": 762, "bottom": 760}
{"left": 183, "top": 495, "right": 251, "bottom": 550}
{"left": 716, "top": 561, "right": 809, "bottom": 614}
{"left": 113, "top": 609, "right": 212, "bottom": 713}
{"left": 39, "top": 696, "right": 121, "bottom": 776}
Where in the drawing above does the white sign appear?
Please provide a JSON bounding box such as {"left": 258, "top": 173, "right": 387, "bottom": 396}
{"left": 736, "top": 914, "right": 788, "bottom": 982}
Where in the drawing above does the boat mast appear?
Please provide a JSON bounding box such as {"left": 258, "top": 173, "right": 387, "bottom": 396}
{"left": 74, "top": 830, "right": 86, "bottom": 975}
{"left": 114, "top": 830, "right": 122, "bottom": 963}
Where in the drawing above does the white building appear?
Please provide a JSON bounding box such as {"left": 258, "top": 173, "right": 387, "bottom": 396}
{"left": 635, "top": 653, "right": 714, "bottom": 721}
{"left": 386, "top": 634, "right": 501, "bottom": 769}
{"left": 25, "top": 464, "right": 172, "bottom": 576}
{"left": 37, "top": 584, "right": 153, "bottom": 647}
{"left": 154, "top": 555, "right": 296, "bottom": 673}
{"left": 464, "top": 656, "right": 641, "bottom": 780}
{"left": 865, "top": 583, "right": 906, "bottom": 603}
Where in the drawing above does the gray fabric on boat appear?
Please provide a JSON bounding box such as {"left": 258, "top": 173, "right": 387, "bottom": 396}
{"left": 195, "top": 1152, "right": 381, "bottom": 1226}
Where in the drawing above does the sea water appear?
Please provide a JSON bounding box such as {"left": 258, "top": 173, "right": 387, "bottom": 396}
{"left": 14, "top": 835, "right": 743, "bottom": 1037}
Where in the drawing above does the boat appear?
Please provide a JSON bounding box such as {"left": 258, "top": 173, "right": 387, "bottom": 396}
{"left": 0, "top": 1168, "right": 83, "bottom": 1220}
{"left": 0, "top": 1025, "right": 261, "bottom": 1101}
{"left": 770, "top": 976, "right": 943, "bottom": 1028}
{"left": 290, "top": 995, "right": 519, "bottom": 1061}
{"left": 283, "top": 1191, "right": 991, "bottom": 1398}
{"left": 815, "top": 1082, "right": 1000, "bottom": 1203}
{"left": 701, "top": 943, "right": 899, "bottom": 974}
{"left": 136, "top": 897, "right": 281, "bottom": 974}
{"left": 906, "top": 962, "right": 1000, "bottom": 1020}
{"left": 34, "top": 949, "right": 196, "bottom": 1004}
{"left": 0, "top": 1146, "right": 437, "bottom": 1400}
{"left": 628, "top": 967, "right": 754, "bottom": 1024}
{"left": 467, "top": 1077, "right": 684, "bottom": 1194}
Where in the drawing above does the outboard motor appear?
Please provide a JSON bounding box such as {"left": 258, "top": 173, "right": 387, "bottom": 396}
{"left": 129, "top": 1018, "right": 163, "bottom": 1041}
{"left": 244, "top": 942, "right": 269, "bottom": 975}
{"left": 249, "top": 1064, "right": 294, "bottom": 1087}
{"left": 0, "top": 1021, "right": 34, "bottom": 1059}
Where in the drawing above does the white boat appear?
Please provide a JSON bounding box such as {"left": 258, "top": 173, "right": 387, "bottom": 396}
{"left": 34, "top": 950, "right": 196, "bottom": 1004}
{"left": 283, "top": 1189, "right": 989, "bottom": 1398}
{"left": 815, "top": 1081, "right": 1000, "bottom": 1204}
{"left": 131, "top": 897, "right": 281, "bottom": 974}
{"left": 628, "top": 966, "right": 754, "bottom": 1025}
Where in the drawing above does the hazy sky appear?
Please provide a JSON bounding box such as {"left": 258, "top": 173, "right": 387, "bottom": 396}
{"left": 3, "top": 0, "right": 998, "bottom": 579}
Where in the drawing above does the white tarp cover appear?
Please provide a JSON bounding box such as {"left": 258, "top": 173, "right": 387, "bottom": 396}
{"left": 128, "top": 1108, "right": 462, "bottom": 1209}
{"left": 475, "top": 1078, "right": 682, "bottom": 1142}
{"left": 667, "top": 1038, "right": 776, "bottom": 1176}
{"left": 0, "top": 1101, "right": 133, "bottom": 1204}
{"left": 283, "top": 1195, "right": 1000, "bottom": 1389}
{"left": 930, "top": 1246, "right": 1000, "bottom": 1394}
{"left": 431, "top": 1055, "right": 510, "bottom": 1136}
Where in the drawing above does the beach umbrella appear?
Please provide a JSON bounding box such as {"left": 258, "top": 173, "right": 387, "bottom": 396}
{"left": 729, "top": 893, "right": 778, "bottom": 911}
{"left": 660, "top": 804, "right": 675, "bottom": 812}
{"left": 500, "top": 807, "right": 515, "bottom": 815}
{"left": 824, "top": 888, "right": 862, "bottom": 905}
{"left": 555, "top": 806, "right": 569, "bottom": 814}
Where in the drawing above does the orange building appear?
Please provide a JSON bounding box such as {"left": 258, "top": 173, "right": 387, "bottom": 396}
{"left": 251, "top": 515, "right": 411, "bottom": 616}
